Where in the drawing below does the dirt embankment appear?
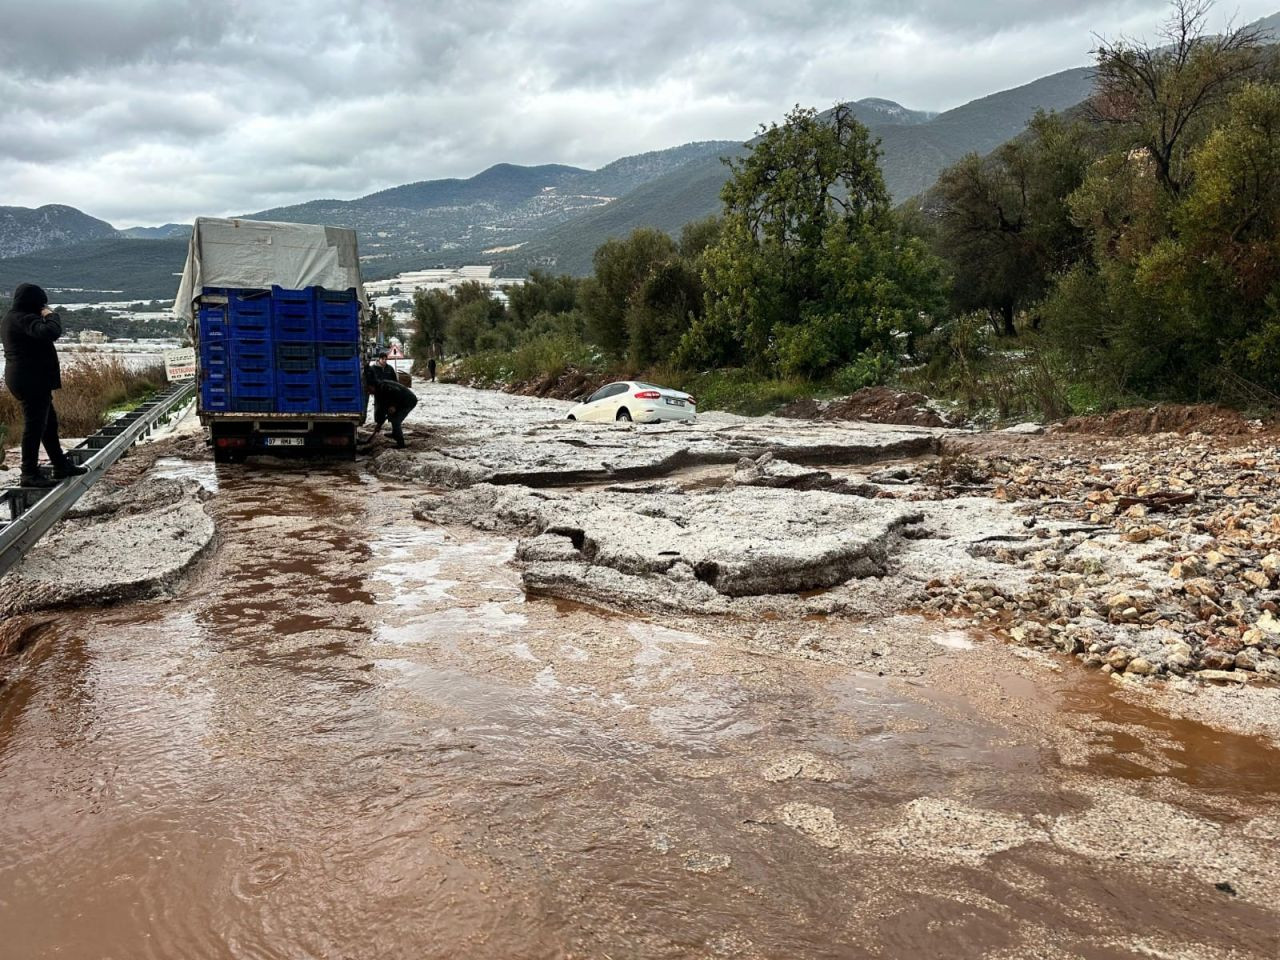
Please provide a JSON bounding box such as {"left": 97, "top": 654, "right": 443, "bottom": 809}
{"left": 1057, "top": 403, "right": 1276, "bottom": 437}
{"left": 777, "top": 387, "right": 958, "bottom": 428}
{"left": 506, "top": 368, "right": 608, "bottom": 401}
{"left": 448, "top": 367, "right": 607, "bottom": 402}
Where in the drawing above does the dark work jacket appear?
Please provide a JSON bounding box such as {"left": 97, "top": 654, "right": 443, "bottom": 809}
{"left": 2, "top": 283, "right": 62, "bottom": 394}
{"left": 370, "top": 378, "right": 417, "bottom": 425}
{"left": 373, "top": 363, "right": 398, "bottom": 382}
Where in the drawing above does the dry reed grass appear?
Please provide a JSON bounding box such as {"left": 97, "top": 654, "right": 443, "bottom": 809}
{"left": 0, "top": 356, "right": 166, "bottom": 449}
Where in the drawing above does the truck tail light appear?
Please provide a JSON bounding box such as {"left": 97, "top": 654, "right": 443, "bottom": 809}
{"left": 634, "top": 390, "right": 661, "bottom": 399}
{"left": 323, "top": 436, "right": 350, "bottom": 446}
{"left": 215, "top": 437, "right": 247, "bottom": 448}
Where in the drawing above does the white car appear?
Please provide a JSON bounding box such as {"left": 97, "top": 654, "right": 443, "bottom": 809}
{"left": 566, "top": 381, "right": 697, "bottom": 423}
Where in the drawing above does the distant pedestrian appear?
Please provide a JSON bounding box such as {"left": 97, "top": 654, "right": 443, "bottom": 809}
{"left": 427, "top": 356, "right": 437, "bottom": 382}
{"left": 1, "top": 283, "right": 88, "bottom": 488}
{"left": 366, "top": 377, "right": 418, "bottom": 448}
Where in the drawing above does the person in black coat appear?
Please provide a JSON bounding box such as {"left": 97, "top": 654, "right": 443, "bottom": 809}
{"left": 371, "top": 352, "right": 398, "bottom": 382}
{"left": 366, "top": 377, "right": 418, "bottom": 448}
{"left": 1, "top": 283, "right": 88, "bottom": 488}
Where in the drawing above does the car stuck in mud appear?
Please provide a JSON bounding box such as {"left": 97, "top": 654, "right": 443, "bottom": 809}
{"left": 566, "top": 380, "right": 696, "bottom": 423}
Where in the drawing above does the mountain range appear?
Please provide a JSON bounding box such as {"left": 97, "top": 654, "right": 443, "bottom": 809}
{"left": 0, "top": 67, "right": 1098, "bottom": 298}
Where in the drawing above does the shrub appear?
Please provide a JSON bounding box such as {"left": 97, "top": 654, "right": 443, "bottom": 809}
{"left": 0, "top": 356, "right": 166, "bottom": 447}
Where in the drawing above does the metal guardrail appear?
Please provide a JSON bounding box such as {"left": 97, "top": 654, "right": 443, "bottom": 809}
{"left": 0, "top": 379, "right": 196, "bottom": 579}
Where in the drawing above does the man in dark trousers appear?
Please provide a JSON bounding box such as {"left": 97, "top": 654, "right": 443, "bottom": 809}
{"left": 427, "top": 356, "right": 437, "bottom": 382}
{"left": 1, "top": 283, "right": 88, "bottom": 488}
{"left": 365, "top": 376, "right": 418, "bottom": 448}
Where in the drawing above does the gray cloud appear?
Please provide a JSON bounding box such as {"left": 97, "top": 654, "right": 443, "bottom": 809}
{"left": 0, "top": 0, "right": 1274, "bottom": 225}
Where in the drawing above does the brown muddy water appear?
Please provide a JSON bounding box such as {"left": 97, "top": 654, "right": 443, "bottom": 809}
{"left": 1, "top": 461, "right": 1279, "bottom": 959}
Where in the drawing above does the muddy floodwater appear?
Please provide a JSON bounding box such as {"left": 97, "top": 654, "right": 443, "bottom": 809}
{"left": 2, "top": 459, "right": 1279, "bottom": 959}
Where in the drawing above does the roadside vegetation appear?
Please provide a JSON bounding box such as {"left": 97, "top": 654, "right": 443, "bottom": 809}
{"left": 416, "top": 0, "right": 1280, "bottom": 420}
{"left": 0, "top": 357, "right": 166, "bottom": 451}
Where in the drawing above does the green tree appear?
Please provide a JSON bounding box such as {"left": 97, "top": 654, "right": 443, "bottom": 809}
{"left": 446, "top": 299, "right": 493, "bottom": 355}
{"left": 506, "top": 270, "right": 579, "bottom": 329}
{"left": 579, "top": 228, "right": 678, "bottom": 357}
{"left": 410, "top": 289, "right": 448, "bottom": 362}
{"left": 681, "top": 103, "right": 944, "bottom": 377}
{"left": 1039, "top": 1, "right": 1275, "bottom": 400}
{"left": 1090, "top": 0, "right": 1263, "bottom": 197}
{"left": 933, "top": 112, "right": 1094, "bottom": 336}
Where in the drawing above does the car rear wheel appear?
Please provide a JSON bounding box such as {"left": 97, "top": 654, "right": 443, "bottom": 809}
{"left": 616, "top": 408, "right": 632, "bottom": 422}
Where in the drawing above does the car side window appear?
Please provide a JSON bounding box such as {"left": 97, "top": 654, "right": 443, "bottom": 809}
{"left": 589, "top": 383, "right": 626, "bottom": 403}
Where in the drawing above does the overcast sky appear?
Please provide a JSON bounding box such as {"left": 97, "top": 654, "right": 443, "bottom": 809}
{"left": 1, "top": 0, "right": 1275, "bottom": 226}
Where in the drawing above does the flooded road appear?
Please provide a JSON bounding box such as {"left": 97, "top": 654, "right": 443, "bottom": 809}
{"left": 2, "top": 460, "right": 1279, "bottom": 959}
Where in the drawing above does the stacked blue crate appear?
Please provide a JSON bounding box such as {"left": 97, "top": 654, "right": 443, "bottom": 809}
{"left": 200, "top": 284, "right": 362, "bottom": 415}
{"left": 206, "top": 286, "right": 276, "bottom": 413}
{"left": 319, "top": 341, "right": 364, "bottom": 413}
{"left": 271, "top": 286, "right": 320, "bottom": 412}
{"left": 197, "top": 301, "right": 230, "bottom": 411}
{"left": 315, "top": 288, "right": 364, "bottom": 413}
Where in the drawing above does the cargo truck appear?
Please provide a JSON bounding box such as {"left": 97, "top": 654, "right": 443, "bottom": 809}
{"left": 174, "top": 218, "right": 371, "bottom": 463}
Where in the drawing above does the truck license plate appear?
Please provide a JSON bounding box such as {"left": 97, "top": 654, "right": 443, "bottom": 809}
{"left": 265, "top": 437, "right": 305, "bottom": 446}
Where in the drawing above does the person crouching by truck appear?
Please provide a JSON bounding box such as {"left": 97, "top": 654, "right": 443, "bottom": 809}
{"left": 364, "top": 377, "right": 418, "bottom": 448}
{"left": 1, "top": 283, "right": 89, "bottom": 488}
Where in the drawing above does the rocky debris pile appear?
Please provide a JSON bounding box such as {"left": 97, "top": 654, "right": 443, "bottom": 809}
{"left": 777, "top": 387, "right": 958, "bottom": 428}
{"left": 0, "top": 477, "right": 214, "bottom": 616}
{"left": 916, "top": 433, "right": 1280, "bottom": 683}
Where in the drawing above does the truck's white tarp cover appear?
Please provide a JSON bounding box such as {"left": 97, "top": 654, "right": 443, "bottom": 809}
{"left": 174, "top": 217, "right": 368, "bottom": 321}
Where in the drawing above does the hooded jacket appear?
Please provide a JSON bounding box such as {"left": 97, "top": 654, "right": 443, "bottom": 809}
{"left": 1, "top": 283, "right": 62, "bottom": 393}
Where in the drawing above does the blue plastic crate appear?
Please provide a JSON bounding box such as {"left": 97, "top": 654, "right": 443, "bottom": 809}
{"left": 275, "top": 342, "right": 317, "bottom": 372}
{"left": 203, "top": 286, "right": 270, "bottom": 305}
{"left": 198, "top": 303, "right": 228, "bottom": 341}
{"left": 201, "top": 377, "right": 230, "bottom": 412}
{"left": 318, "top": 342, "right": 358, "bottom": 362}
{"left": 276, "top": 369, "right": 320, "bottom": 411}
{"left": 229, "top": 300, "right": 272, "bottom": 339}
{"left": 200, "top": 339, "right": 230, "bottom": 370}
{"left": 320, "top": 367, "right": 361, "bottom": 396}
{"left": 314, "top": 288, "right": 360, "bottom": 340}
{"left": 276, "top": 366, "right": 318, "bottom": 388}
{"left": 278, "top": 379, "right": 320, "bottom": 413}
{"left": 231, "top": 338, "right": 273, "bottom": 373}
{"left": 315, "top": 286, "right": 358, "bottom": 305}
{"left": 228, "top": 397, "right": 275, "bottom": 414}
{"left": 271, "top": 285, "right": 316, "bottom": 342}
{"left": 230, "top": 367, "right": 275, "bottom": 399}
{"left": 321, "top": 390, "right": 365, "bottom": 414}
